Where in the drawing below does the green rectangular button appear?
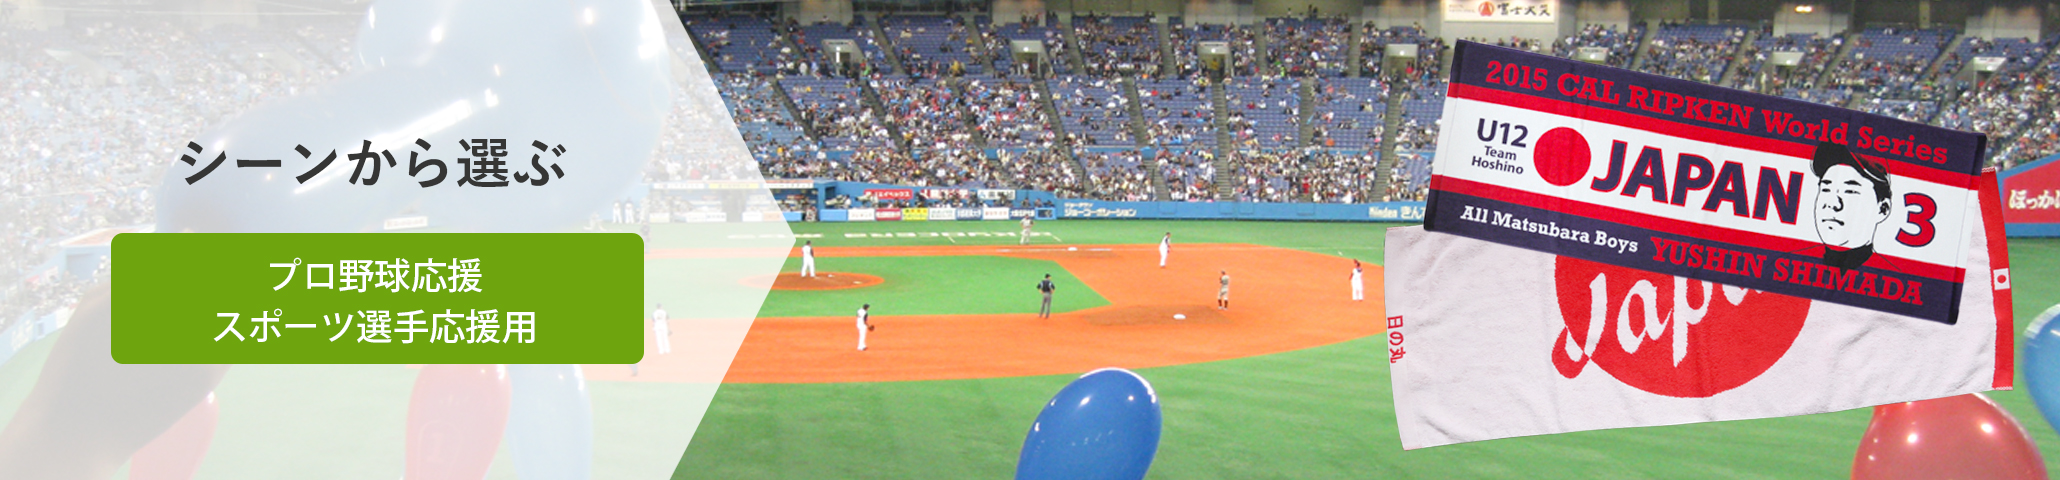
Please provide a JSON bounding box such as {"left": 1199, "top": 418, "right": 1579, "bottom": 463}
{"left": 112, "top": 233, "right": 643, "bottom": 364}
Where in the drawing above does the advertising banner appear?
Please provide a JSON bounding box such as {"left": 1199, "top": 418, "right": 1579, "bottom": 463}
{"left": 848, "top": 208, "right": 877, "bottom": 222}
{"left": 877, "top": 208, "right": 904, "bottom": 221}
{"left": 1444, "top": 0, "right": 1558, "bottom": 23}
{"left": 1052, "top": 200, "right": 1428, "bottom": 221}
{"left": 1386, "top": 170, "right": 2012, "bottom": 448}
{"left": 927, "top": 207, "right": 956, "bottom": 221}
{"left": 1424, "top": 41, "right": 1989, "bottom": 325}
{"left": 957, "top": 208, "right": 987, "bottom": 220}
{"left": 866, "top": 189, "right": 914, "bottom": 201}
{"left": 902, "top": 208, "right": 929, "bottom": 221}
{"left": 2002, "top": 155, "right": 2060, "bottom": 236}
{"left": 1368, "top": 204, "right": 1427, "bottom": 221}
{"left": 982, "top": 207, "right": 1012, "bottom": 220}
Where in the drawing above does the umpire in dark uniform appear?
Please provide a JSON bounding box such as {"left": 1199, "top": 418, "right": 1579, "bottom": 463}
{"left": 1037, "top": 274, "right": 1057, "bottom": 318}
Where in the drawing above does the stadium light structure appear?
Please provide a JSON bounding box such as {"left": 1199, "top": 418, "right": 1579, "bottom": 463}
{"left": 1794, "top": 5, "right": 1815, "bottom": 13}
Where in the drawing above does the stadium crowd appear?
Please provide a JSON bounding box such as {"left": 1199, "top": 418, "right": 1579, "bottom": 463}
{"left": 18, "top": 10, "right": 2060, "bottom": 336}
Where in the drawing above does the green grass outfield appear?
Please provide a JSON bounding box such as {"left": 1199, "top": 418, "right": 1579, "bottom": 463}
{"left": 751, "top": 255, "right": 1109, "bottom": 317}
{"left": 673, "top": 219, "right": 2060, "bottom": 479}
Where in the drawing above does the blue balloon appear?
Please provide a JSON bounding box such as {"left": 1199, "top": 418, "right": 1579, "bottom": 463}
{"left": 1017, "top": 368, "right": 1162, "bottom": 480}
{"left": 2022, "top": 303, "right": 2060, "bottom": 435}
{"left": 506, "top": 364, "right": 593, "bottom": 480}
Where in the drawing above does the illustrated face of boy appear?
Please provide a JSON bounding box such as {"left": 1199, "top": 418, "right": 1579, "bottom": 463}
{"left": 1812, "top": 164, "right": 1890, "bottom": 249}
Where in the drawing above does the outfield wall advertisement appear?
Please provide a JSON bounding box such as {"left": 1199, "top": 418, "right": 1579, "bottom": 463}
{"left": 817, "top": 201, "right": 1433, "bottom": 222}
{"left": 1054, "top": 200, "right": 1427, "bottom": 222}
{"left": 2003, "top": 154, "right": 2060, "bottom": 236}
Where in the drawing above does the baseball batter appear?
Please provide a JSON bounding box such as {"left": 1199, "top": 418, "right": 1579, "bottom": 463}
{"left": 1217, "top": 270, "right": 1231, "bottom": 310}
{"left": 652, "top": 303, "right": 671, "bottom": 355}
{"left": 1158, "top": 232, "right": 1171, "bottom": 268}
{"left": 856, "top": 303, "right": 872, "bottom": 351}
{"left": 801, "top": 240, "right": 816, "bottom": 277}
{"left": 1019, "top": 216, "right": 1035, "bottom": 245}
{"left": 1350, "top": 260, "right": 1364, "bottom": 301}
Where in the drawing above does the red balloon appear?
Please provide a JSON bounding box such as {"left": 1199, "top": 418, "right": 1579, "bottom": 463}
{"left": 1853, "top": 393, "right": 2048, "bottom": 480}
{"left": 406, "top": 365, "right": 511, "bottom": 480}
{"left": 128, "top": 392, "right": 219, "bottom": 480}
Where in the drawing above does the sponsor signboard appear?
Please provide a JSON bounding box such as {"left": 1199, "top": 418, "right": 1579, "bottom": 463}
{"left": 1368, "top": 204, "right": 1425, "bottom": 221}
{"left": 902, "top": 208, "right": 929, "bottom": 221}
{"left": 848, "top": 208, "right": 876, "bottom": 222}
{"left": 921, "top": 188, "right": 970, "bottom": 200}
{"left": 866, "top": 189, "right": 915, "bottom": 201}
{"left": 957, "top": 208, "right": 987, "bottom": 220}
{"left": 927, "top": 207, "right": 956, "bottom": 221}
{"left": 1444, "top": 0, "right": 1557, "bottom": 23}
{"left": 1054, "top": 200, "right": 1429, "bottom": 221}
{"left": 876, "top": 208, "right": 904, "bottom": 221}
{"left": 1424, "top": 41, "right": 1988, "bottom": 325}
{"left": 1064, "top": 201, "right": 1140, "bottom": 218}
{"left": 982, "top": 207, "right": 1012, "bottom": 220}
{"left": 2002, "top": 155, "right": 2060, "bottom": 236}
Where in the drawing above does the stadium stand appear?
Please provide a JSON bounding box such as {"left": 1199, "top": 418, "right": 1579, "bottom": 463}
{"left": 1049, "top": 75, "right": 1134, "bottom": 147}
{"left": 1642, "top": 22, "right": 1748, "bottom": 84}
{"left": 881, "top": 15, "right": 981, "bottom": 76}
{"left": 23, "top": 9, "right": 2060, "bottom": 336}
{"left": 1073, "top": 15, "right": 1161, "bottom": 77}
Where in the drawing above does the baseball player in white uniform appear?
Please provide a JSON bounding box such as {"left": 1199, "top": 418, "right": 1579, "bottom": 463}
{"left": 652, "top": 303, "right": 671, "bottom": 354}
{"left": 1350, "top": 260, "right": 1364, "bottom": 301}
{"left": 1019, "top": 216, "right": 1034, "bottom": 245}
{"left": 1217, "top": 270, "right": 1230, "bottom": 310}
{"left": 800, "top": 240, "right": 816, "bottom": 277}
{"left": 1158, "top": 233, "right": 1171, "bottom": 268}
{"left": 856, "top": 303, "right": 872, "bottom": 351}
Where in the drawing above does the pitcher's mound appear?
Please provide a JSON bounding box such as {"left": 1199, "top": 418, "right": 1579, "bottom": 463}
{"left": 748, "top": 272, "right": 886, "bottom": 291}
{"left": 1082, "top": 305, "right": 1230, "bottom": 325}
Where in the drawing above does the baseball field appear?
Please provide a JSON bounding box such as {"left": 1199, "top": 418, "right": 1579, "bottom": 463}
{"left": 671, "top": 219, "right": 2060, "bottom": 479}
{"left": 0, "top": 219, "right": 2050, "bottom": 478}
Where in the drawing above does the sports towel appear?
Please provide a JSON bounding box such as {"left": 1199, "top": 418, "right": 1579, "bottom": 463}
{"left": 1384, "top": 172, "right": 2013, "bottom": 449}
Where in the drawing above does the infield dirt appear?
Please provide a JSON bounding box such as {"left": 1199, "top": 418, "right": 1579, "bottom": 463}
{"left": 603, "top": 243, "right": 1383, "bottom": 384}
